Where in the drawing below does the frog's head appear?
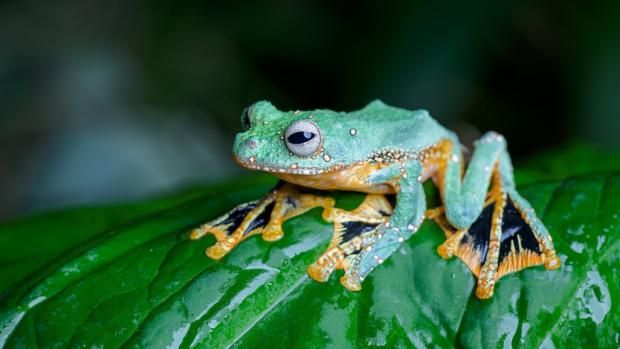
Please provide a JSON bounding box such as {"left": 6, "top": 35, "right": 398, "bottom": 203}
{"left": 232, "top": 100, "right": 351, "bottom": 175}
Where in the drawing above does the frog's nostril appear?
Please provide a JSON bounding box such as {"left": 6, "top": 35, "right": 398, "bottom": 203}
{"left": 247, "top": 139, "right": 258, "bottom": 149}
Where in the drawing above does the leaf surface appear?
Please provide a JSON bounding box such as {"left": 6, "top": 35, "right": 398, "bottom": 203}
{"left": 0, "top": 158, "right": 618, "bottom": 348}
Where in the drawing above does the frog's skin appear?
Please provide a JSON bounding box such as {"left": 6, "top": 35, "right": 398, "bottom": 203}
{"left": 190, "top": 100, "right": 561, "bottom": 299}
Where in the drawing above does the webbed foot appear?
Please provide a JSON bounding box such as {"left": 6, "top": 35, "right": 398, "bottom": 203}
{"left": 431, "top": 179, "right": 560, "bottom": 299}
{"left": 307, "top": 194, "right": 394, "bottom": 290}
{"left": 190, "top": 182, "right": 335, "bottom": 260}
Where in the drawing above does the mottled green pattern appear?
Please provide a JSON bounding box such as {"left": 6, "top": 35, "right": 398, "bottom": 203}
{"left": 0, "top": 171, "right": 618, "bottom": 348}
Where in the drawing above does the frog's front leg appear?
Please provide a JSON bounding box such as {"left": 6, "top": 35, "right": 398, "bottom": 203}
{"left": 306, "top": 194, "right": 393, "bottom": 289}
{"left": 190, "top": 182, "right": 335, "bottom": 259}
{"left": 308, "top": 160, "right": 426, "bottom": 290}
{"left": 437, "top": 132, "right": 561, "bottom": 299}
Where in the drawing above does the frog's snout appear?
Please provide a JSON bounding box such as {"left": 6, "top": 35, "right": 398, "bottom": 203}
{"left": 233, "top": 133, "right": 261, "bottom": 163}
{"left": 237, "top": 135, "right": 259, "bottom": 151}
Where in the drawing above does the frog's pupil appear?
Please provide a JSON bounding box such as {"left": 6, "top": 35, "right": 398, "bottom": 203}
{"left": 288, "top": 131, "right": 315, "bottom": 144}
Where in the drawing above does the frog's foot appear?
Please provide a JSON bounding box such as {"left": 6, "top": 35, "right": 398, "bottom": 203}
{"left": 190, "top": 182, "right": 335, "bottom": 260}
{"left": 434, "top": 181, "right": 561, "bottom": 299}
{"left": 307, "top": 194, "right": 393, "bottom": 290}
{"left": 425, "top": 207, "right": 457, "bottom": 237}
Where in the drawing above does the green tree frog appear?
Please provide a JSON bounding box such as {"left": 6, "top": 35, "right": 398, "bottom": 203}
{"left": 190, "top": 100, "right": 560, "bottom": 299}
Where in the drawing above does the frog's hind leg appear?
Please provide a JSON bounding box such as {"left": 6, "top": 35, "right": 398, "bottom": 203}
{"left": 437, "top": 135, "right": 560, "bottom": 298}
{"left": 307, "top": 194, "right": 393, "bottom": 290}
{"left": 190, "top": 182, "right": 335, "bottom": 260}
{"left": 439, "top": 187, "right": 560, "bottom": 299}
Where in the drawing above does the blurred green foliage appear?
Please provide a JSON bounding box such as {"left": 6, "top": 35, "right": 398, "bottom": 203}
{"left": 0, "top": 0, "right": 619, "bottom": 218}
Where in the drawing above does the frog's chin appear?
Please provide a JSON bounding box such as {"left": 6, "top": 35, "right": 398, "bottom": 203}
{"left": 232, "top": 154, "right": 335, "bottom": 175}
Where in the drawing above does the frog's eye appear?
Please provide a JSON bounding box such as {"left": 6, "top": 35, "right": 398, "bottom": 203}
{"left": 241, "top": 107, "right": 252, "bottom": 131}
{"left": 284, "top": 120, "right": 322, "bottom": 157}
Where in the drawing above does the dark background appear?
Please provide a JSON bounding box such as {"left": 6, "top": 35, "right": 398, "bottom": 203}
{"left": 1, "top": 0, "right": 619, "bottom": 220}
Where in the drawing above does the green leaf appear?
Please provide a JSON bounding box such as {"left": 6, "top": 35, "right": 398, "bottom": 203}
{"left": 0, "top": 155, "right": 619, "bottom": 348}
{"left": 0, "top": 175, "right": 278, "bottom": 294}
{"left": 515, "top": 142, "right": 620, "bottom": 185}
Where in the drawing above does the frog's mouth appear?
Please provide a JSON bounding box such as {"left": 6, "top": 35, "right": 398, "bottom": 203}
{"left": 232, "top": 154, "right": 338, "bottom": 176}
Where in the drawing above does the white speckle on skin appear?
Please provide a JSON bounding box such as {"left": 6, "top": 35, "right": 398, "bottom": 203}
{"left": 249, "top": 156, "right": 255, "bottom": 163}
{"left": 398, "top": 237, "right": 405, "bottom": 243}
{"left": 323, "top": 154, "right": 331, "bottom": 162}
{"left": 350, "top": 128, "right": 357, "bottom": 136}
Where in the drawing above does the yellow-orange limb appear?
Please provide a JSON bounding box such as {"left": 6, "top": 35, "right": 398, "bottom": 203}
{"left": 189, "top": 182, "right": 335, "bottom": 260}
{"left": 430, "top": 166, "right": 557, "bottom": 299}
{"left": 307, "top": 194, "right": 393, "bottom": 290}
{"left": 426, "top": 207, "right": 458, "bottom": 239}
{"left": 475, "top": 174, "right": 506, "bottom": 299}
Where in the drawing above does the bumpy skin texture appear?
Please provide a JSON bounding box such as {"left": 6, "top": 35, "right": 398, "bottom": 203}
{"left": 234, "top": 100, "right": 451, "bottom": 181}
{"left": 196, "top": 100, "right": 561, "bottom": 299}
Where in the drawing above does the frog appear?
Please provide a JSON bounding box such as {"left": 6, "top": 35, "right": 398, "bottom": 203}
{"left": 189, "top": 100, "right": 561, "bottom": 299}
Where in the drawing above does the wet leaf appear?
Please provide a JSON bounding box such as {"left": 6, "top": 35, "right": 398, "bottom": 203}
{"left": 0, "top": 166, "right": 619, "bottom": 348}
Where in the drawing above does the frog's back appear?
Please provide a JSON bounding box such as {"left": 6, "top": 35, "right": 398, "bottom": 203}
{"left": 338, "top": 100, "right": 454, "bottom": 156}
